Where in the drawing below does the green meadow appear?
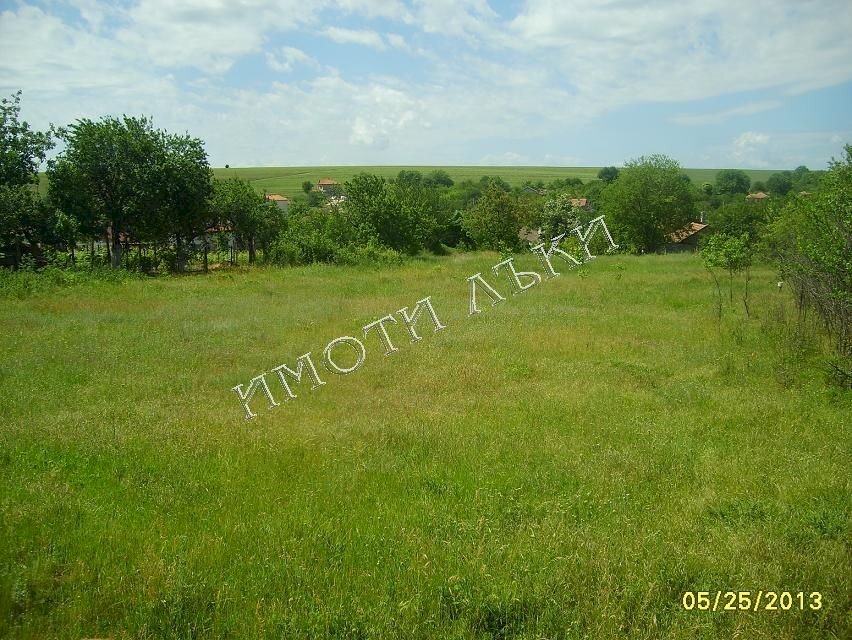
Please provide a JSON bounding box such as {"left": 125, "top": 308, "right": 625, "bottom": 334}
{"left": 210, "top": 166, "right": 780, "bottom": 198}
{"left": 1, "top": 253, "right": 849, "bottom": 638}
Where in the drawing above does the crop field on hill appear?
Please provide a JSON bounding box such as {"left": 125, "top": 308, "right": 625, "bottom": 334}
{"left": 1, "top": 253, "right": 848, "bottom": 638}
{"left": 210, "top": 166, "right": 780, "bottom": 198}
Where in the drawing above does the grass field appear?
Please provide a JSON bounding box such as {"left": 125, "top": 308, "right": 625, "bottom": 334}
{"left": 210, "top": 166, "right": 780, "bottom": 198}
{"left": 1, "top": 253, "right": 849, "bottom": 638}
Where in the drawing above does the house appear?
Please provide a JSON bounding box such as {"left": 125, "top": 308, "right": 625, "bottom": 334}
{"left": 568, "top": 197, "right": 589, "bottom": 209}
{"left": 265, "top": 193, "right": 289, "bottom": 213}
{"left": 664, "top": 222, "right": 709, "bottom": 253}
{"left": 746, "top": 192, "right": 770, "bottom": 201}
{"left": 316, "top": 178, "right": 340, "bottom": 193}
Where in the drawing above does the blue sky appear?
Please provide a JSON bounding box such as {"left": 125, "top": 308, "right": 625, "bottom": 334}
{"left": 1, "top": 0, "right": 850, "bottom": 169}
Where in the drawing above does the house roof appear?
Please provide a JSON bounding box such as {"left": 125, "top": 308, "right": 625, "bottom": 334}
{"left": 746, "top": 191, "right": 770, "bottom": 199}
{"left": 265, "top": 194, "right": 289, "bottom": 201}
{"left": 568, "top": 198, "right": 588, "bottom": 207}
{"left": 318, "top": 178, "right": 339, "bottom": 185}
{"left": 668, "top": 222, "right": 708, "bottom": 243}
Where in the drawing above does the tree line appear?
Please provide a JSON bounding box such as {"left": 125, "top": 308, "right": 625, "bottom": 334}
{"left": 1, "top": 91, "right": 848, "bottom": 376}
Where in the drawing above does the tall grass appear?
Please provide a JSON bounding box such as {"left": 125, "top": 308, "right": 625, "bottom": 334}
{"left": 0, "top": 253, "right": 848, "bottom": 638}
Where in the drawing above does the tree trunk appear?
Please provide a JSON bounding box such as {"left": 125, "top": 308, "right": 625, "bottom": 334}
{"left": 203, "top": 236, "right": 209, "bottom": 273}
{"left": 90, "top": 239, "right": 95, "bottom": 269}
{"left": 248, "top": 237, "right": 256, "bottom": 264}
{"left": 13, "top": 239, "right": 21, "bottom": 270}
{"left": 176, "top": 236, "right": 186, "bottom": 273}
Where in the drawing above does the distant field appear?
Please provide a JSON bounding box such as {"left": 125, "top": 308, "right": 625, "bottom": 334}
{"left": 1, "top": 253, "right": 848, "bottom": 638}
{"left": 211, "top": 166, "right": 781, "bottom": 198}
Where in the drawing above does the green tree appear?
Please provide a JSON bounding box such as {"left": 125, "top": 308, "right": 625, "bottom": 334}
{"left": 767, "top": 171, "right": 794, "bottom": 196}
{"left": 301, "top": 180, "right": 313, "bottom": 194}
{"left": 766, "top": 144, "right": 851, "bottom": 368}
{"left": 424, "top": 169, "right": 454, "bottom": 188}
{"left": 702, "top": 232, "right": 753, "bottom": 315}
{"left": 600, "top": 154, "right": 695, "bottom": 252}
{"left": 48, "top": 116, "right": 163, "bottom": 268}
{"left": 150, "top": 131, "right": 214, "bottom": 272}
{"left": 708, "top": 200, "right": 766, "bottom": 245}
{"left": 461, "top": 184, "right": 522, "bottom": 251}
{"left": 752, "top": 180, "right": 767, "bottom": 193}
{"left": 0, "top": 91, "right": 53, "bottom": 189}
{"left": 597, "top": 166, "right": 619, "bottom": 184}
{"left": 0, "top": 91, "right": 55, "bottom": 267}
{"left": 211, "top": 178, "right": 268, "bottom": 265}
{"left": 715, "top": 169, "right": 751, "bottom": 195}
{"left": 540, "top": 193, "right": 583, "bottom": 241}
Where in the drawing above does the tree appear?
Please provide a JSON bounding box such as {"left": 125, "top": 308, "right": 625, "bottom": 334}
{"left": 597, "top": 166, "right": 619, "bottom": 184}
{"left": 301, "top": 180, "right": 313, "bottom": 194}
{"left": 540, "top": 193, "right": 583, "bottom": 241}
{"left": 0, "top": 91, "right": 55, "bottom": 267}
{"left": 767, "top": 171, "right": 793, "bottom": 196}
{"left": 48, "top": 116, "right": 212, "bottom": 271}
{"left": 461, "top": 184, "right": 522, "bottom": 251}
{"left": 211, "top": 178, "right": 266, "bottom": 265}
{"left": 708, "top": 200, "right": 766, "bottom": 245}
{"left": 600, "top": 154, "right": 695, "bottom": 253}
{"left": 424, "top": 169, "right": 454, "bottom": 188}
{"left": 48, "top": 116, "right": 162, "bottom": 267}
{"left": 715, "top": 169, "right": 751, "bottom": 195}
{"left": 766, "top": 144, "right": 852, "bottom": 370}
{"left": 1, "top": 91, "right": 53, "bottom": 189}
{"left": 150, "top": 131, "right": 214, "bottom": 272}
{"left": 0, "top": 183, "right": 53, "bottom": 267}
{"left": 752, "top": 180, "right": 767, "bottom": 193}
{"left": 390, "top": 170, "right": 449, "bottom": 252}
{"left": 342, "top": 173, "right": 419, "bottom": 253}
{"left": 702, "top": 233, "right": 753, "bottom": 316}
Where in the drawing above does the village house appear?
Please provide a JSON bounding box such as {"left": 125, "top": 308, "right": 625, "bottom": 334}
{"left": 746, "top": 191, "right": 770, "bottom": 201}
{"left": 664, "top": 222, "right": 710, "bottom": 253}
{"left": 265, "top": 193, "right": 289, "bottom": 213}
{"left": 316, "top": 178, "right": 340, "bottom": 194}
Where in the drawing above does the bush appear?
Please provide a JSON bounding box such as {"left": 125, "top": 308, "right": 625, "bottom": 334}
{"left": 333, "top": 240, "right": 404, "bottom": 267}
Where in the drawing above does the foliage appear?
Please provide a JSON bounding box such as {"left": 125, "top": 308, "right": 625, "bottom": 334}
{"left": 767, "top": 171, "right": 793, "bottom": 196}
{"left": 540, "top": 193, "right": 583, "bottom": 240}
{"left": 0, "top": 91, "right": 54, "bottom": 189}
{"left": 424, "top": 169, "right": 454, "bottom": 188}
{"left": 766, "top": 144, "right": 852, "bottom": 363}
{"left": 0, "top": 91, "right": 56, "bottom": 268}
{"left": 597, "top": 166, "right": 619, "bottom": 184}
{"left": 600, "top": 154, "right": 695, "bottom": 252}
{"left": 461, "top": 184, "right": 522, "bottom": 251}
{"left": 715, "top": 169, "right": 751, "bottom": 195}
{"left": 708, "top": 200, "right": 766, "bottom": 245}
{"left": 333, "top": 239, "right": 404, "bottom": 267}
{"left": 269, "top": 204, "right": 343, "bottom": 265}
{"left": 47, "top": 115, "right": 212, "bottom": 271}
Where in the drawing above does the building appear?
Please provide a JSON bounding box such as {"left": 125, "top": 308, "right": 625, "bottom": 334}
{"left": 316, "top": 178, "right": 340, "bottom": 193}
{"left": 746, "top": 192, "right": 770, "bottom": 201}
{"left": 265, "top": 193, "right": 289, "bottom": 213}
{"left": 664, "top": 222, "right": 709, "bottom": 253}
{"left": 568, "top": 198, "right": 589, "bottom": 209}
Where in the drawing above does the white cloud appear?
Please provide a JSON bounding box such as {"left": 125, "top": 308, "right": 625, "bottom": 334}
{"left": 728, "top": 130, "right": 849, "bottom": 168}
{"left": 672, "top": 101, "right": 783, "bottom": 125}
{"left": 266, "top": 46, "right": 318, "bottom": 73}
{"left": 506, "top": 0, "right": 852, "bottom": 113}
{"left": 1, "top": 1, "right": 850, "bottom": 167}
{"left": 322, "top": 26, "right": 386, "bottom": 49}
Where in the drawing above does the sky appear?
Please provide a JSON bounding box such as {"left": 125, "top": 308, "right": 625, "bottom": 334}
{"left": 1, "top": 0, "right": 851, "bottom": 170}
